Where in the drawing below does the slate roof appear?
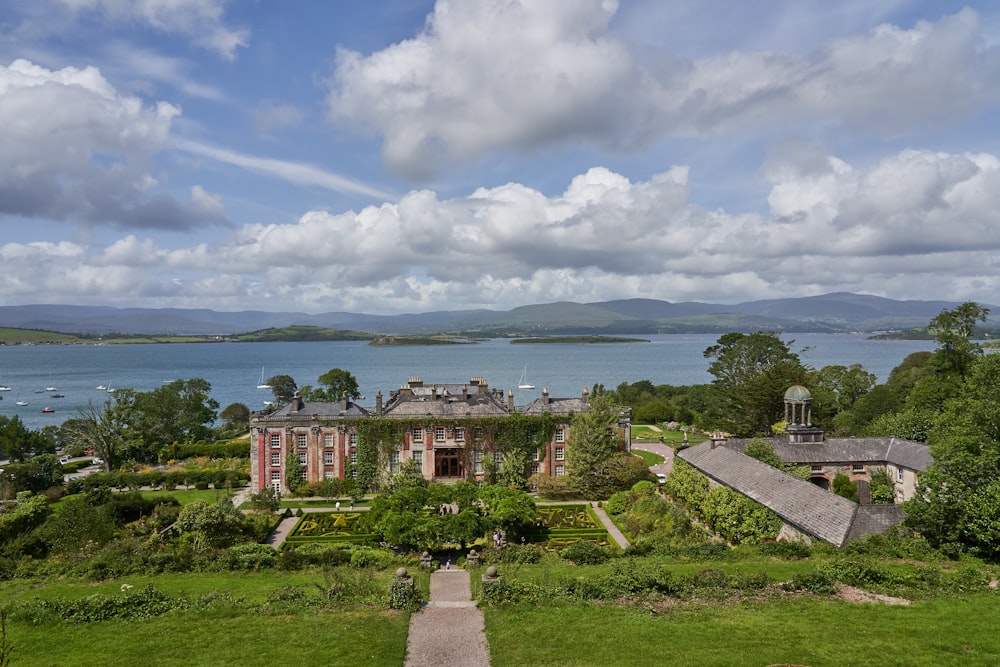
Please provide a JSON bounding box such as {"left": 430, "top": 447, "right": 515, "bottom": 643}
{"left": 520, "top": 395, "right": 590, "bottom": 416}
{"left": 846, "top": 505, "right": 905, "bottom": 542}
{"left": 678, "top": 442, "right": 901, "bottom": 547}
{"left": 381, "top": 380, "right": 512, "bottom": 418}
{"left": 256, "top": 398, "right": 370, "bottom": 422}
{"left": 725, "top": 436, "right": 932, "bottom": 471}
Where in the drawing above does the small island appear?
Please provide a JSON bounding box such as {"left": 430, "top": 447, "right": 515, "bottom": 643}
{"left": 511, "top": 335, "right": 650, "bottom": 344}
{"left": 368, "top": 335, "right": 475, "bottom": 346}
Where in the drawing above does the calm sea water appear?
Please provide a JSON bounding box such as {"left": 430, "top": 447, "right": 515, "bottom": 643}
{"left": 0, "top": 334, "right": 936, "bottom": 430}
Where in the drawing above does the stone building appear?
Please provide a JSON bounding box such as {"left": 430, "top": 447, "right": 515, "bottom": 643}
{"left": 248, "top": 377, "right": 631, "bottom": 493}
{"left": 676, "top": 383, "right": 933, "bottom": 546}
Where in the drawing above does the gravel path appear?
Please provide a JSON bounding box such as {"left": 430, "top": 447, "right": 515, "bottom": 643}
{"left": 405, "top": 568, "right": 490, "bottom": 667}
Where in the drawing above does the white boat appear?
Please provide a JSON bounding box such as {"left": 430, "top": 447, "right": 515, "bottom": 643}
{"left": 256, "top": 367, "right": 271, "bottom": 389}
{"left": 15, "top": 393, "right": 28, "bottom": 406}
{"left": 0, "top": 375, "right": 10, "bottom": 392}
{"left": 46, "top": 385, "right": 57, "bottom": 391}
{"left": 518, "top": 365, "right": 535, "bottom": 390}
{"left": 96, "top": 383, "right": 108, "bottom": 390}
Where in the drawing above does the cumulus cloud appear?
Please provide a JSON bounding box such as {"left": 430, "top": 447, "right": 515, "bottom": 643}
{"left": 329, "top": 2, "right": 1000, "bottom": 178}
{"left": 56, "top": 0, "right": 249, "bottom": 60}
{"left": 6, "top": 151, "right": 1000, "bottom": 311}
{"left": 0, "top": 59, "right": 228, "bottom": 231}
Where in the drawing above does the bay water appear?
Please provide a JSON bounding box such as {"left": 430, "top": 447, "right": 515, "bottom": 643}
{"left": 0, "top": 333, "right": 936, "bottom": 430}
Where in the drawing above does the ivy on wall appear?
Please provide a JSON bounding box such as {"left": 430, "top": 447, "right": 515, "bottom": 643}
{"left": 351, "top": 414, "right": 562, "bottom": 491}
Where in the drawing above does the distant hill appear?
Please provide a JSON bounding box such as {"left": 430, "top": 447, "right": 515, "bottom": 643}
{"left": 0, "top": 294, "right": 995, "bottom": 337}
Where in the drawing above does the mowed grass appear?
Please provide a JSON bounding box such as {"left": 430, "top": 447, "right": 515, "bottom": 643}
{"left": 631, "top": 448, "right": 665, "bottom": 467}
{"left": 6, "top": 609, "right": 408, "bottom": 667}
{"left": 140, "top": 488, "right": 236, "bottom": 505}
{"left": 483, "top": 595, "right": 1000, "bottom": 667}
{"left": 1, "top": 570, "right": 409, "bottom": 667}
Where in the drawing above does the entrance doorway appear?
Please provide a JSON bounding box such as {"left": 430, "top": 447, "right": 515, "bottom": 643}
{"left": 435, "top": 448, "right": 464, "bottom": 478}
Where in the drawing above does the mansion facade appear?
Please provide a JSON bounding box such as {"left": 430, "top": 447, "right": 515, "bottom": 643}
{"left": 249, "top": 376, "right": 632, "bottom": 493}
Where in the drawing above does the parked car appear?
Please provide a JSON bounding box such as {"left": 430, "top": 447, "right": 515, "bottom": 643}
{"left": 656, "top": 473, "right": 667, "bottom": 484}
{"left": 92, "top": 457, "right": 104, "bottom": 465}
{"left": 59, "top": 456, "right": 70, "bottom": 465}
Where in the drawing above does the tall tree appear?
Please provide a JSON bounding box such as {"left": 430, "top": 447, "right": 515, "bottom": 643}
{"left": 904, "top": 352, "right": 1000, "bottom": 558}
{"left": 219, "top": 402, "right": 251, "bottom": 435}
{"left": 267, "top": 374, "right": 298, "bottom": 405}
{"left": 301, "top": 368, "right": 361, "bottom": 402}
{"left": 131, "top": 379, "right": 219, "bottom": 454}
{"left": 703, "top": 332, "right": 810, "bottom": 436}
{"left": 928, "top": 302, "right": 989, "bottom": 378}
{"left": 67, "top": 394, "right": 140, "bottom": 472}
{"left": 566, "top": 394, "right": 625, "bottom": 498}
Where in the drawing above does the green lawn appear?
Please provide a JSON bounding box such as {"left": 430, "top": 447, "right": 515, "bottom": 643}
{"left": 0, "top": 570, "right": 410, "bottom": 667}
{"left": 632, "top": 448, "right": 665, "bottom": 466}
{"left": 5, "top": 609, "right": 408, "bottom": 666}
{"left": 483, "top": 595, "right": 1000, "bottom": 666}
{"left": 140, "top": 488, "right": 236, "bottom": 506}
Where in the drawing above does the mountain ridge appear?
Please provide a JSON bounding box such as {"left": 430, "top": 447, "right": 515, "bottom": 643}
{"left": 0, "top": 293, "right": 994, "bottom": 336}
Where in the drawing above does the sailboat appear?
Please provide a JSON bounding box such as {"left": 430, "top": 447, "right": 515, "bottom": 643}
{"left": 15, "top": 392, "right": 28, "bottom": 406}
{"left": 518, "top": 365, "right": 535, "bottom": 390}
{"left": 256, "top": 367, "right": 271, "bottom": 390}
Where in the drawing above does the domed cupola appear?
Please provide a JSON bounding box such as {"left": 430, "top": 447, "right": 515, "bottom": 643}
{"left": 784, "top": 384, "right": 823, "bottom": 443}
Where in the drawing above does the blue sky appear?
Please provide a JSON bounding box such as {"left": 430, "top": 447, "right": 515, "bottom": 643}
{"left": 2, "top": 0, "right": 1000, "bottom": 314}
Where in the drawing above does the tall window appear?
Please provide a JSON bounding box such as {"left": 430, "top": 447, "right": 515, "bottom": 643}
{"left": 435, "top": 426, "right": 445, "bottom": 441}
{"left": 296, "top": 433, "right": 307, "bottom": 448}
{"left": 349, "top": 433, "right": 358, "bottom": 446}
{"left": 297, "top": 453, "right": 306, "bottom": 465}
{"left": 412, "top": 450, "right": 423, "bottom": 465}
{"left": 531, "top": 464, "right": 539, "bottom": 475}
{"left": 555, "top": 465, "right": 564, "bottom": 476}
{"left": 413, "top": 427, "right": 423, "bottom": 441}
{"left": 323, "top": 451, "right": 334, "bottom": 465}
{"left": 270, "top": 471, "right": 280, "bottom": 483}
{"left": 473, "top": 449, "right": 483, "bottom": 475}
{"left": 323, "top": 433, "right": 333, "bottom": 448}
{"left": 554, "top": 428, "right": 565, "bottom": 443}
{"left": 473, "top": 427, "right": 483, "bottom": 440}
{"left": 350, "top": 450, "right": 357, "bottom": 465}
{"left": 270, "top": 452, "right": 280, "bottom": 466}
{"left": 555, "top": 446, "right": 564, "bottom": 461}
{"left": 532, "top": 448, "right": 540, "bottom": 461}
{"left": 455, "top": 427, "right": 465, "bottom": 441}
{"left": 270, "top": 433, "right": 280, "bottom": 448}
{"left": 390, "top": 450, "right": 401, "bottom": 473}
{"left": 896, "top": 467, "right": 904, "bottom": 482}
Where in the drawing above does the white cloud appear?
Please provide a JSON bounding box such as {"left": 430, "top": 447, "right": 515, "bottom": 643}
{"left": 329, "top": 3, "right": 1000, "bottom": 178}
{"left": 6, "top": 150, "right": 1000, "bottom": 311}
{"left": 56, "top": 0, "right": 249, "bottom": 60}
{"left": 0, "top": 59, "right": 226, "bottom": 231}
{"left": 172, "top": 139, "right": 396, "bottom": 200}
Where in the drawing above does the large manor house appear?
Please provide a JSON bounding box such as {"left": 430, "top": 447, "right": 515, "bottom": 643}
{"left": 248, "top": 376, "right": 631, "bottom": 493}
{"left": 249, "top": 377, "right": 931, "bottom": 547}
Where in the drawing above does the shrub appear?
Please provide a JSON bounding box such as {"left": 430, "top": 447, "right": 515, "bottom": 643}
{"left": 758, "top": 540, "right": 811, "bottom": 560}
{"left": 560, "top": 540, "right": 611, "bottom": 565}
{"left": 782, "top": 570, "right": 836, "bottom": 595}
{"left": 230, "top": 543, "right": 277, "bottom": 570}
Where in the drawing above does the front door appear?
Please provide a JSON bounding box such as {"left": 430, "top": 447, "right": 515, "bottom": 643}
{"left": 434, "top": 448, "right": 464, "bottom": 478}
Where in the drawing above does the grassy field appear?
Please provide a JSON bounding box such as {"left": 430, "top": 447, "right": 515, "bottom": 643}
{"left": 483, "top": 595, "right": 1000, "bottom": 666}
{"left": 632, "top": 448, "right": 665, "bottom": 466}
{"left": 0, "top": 571, "right": 410, "bottom": 667}
{"left": 140, "top": 488, "right": 237, "bottom": 506}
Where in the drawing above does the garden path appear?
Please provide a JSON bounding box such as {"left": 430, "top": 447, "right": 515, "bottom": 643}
{"left": 591, "top": 502, "right": 630, "bottom": 549}
{"left": 405, "top": 567, "right": 490, "bottom": 667}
